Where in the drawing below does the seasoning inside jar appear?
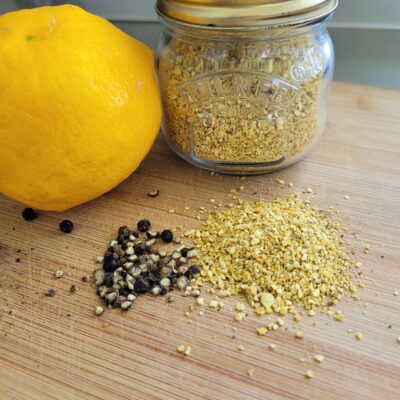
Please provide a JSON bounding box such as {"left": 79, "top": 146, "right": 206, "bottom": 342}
{"left": 156, "top": 0, "right": 337, "bottom": 174}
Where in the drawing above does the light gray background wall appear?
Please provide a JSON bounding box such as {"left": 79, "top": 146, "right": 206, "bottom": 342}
{"left": 1, "top": 0, "right": 399, "bottom": 89}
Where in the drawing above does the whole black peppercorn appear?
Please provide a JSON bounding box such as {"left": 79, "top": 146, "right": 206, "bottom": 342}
{"left": 103, "top": 255, "right": 118, "bottom": 272}
{"left": 137, "top": 219, "right": 151, "bottom": 232}
{"left": 103, "top": 274, "right": 114, "bottom": 287}
{"left": 59, "top": 220, "right": 74, "bottom": 234}
{"left": 118, "top": 225, "right": 131, "bottom": 238}
{"left": 180, "top": 247, "right": 189, "bottom": 257}
{"left": 22, "top": 208, "right": 37, "bottom": 221}
{"left": 160, "top": 229, "right": 173, "bottom": 243}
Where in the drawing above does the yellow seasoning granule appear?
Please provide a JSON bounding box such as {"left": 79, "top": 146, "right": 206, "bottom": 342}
{"left": 247, "top": 368, "right": 255, "bottom": 377}
{"left": 257, "top": 327, "right": 268, "bottom": 336}
{"left": 305, "top": 370, "right": 314, "bottom": 379}
{"left": 177, "top": 344, "right": 191, "bottom": 356}
{"left": 314, "top": 354, "right": 325, "bottom": 363}
{"left": 295, "top": 330, "right": 305, "bottom": 339}
{"left": 189, "top": 194, "right": 356, "bottom": 315}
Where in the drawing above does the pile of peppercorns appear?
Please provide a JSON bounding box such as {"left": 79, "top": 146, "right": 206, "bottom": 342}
{"left": 93, "top": 219, "right": 201, "bottom": 312}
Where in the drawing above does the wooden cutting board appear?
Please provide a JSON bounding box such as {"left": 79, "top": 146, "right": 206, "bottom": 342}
{"left": 0, "top": 82, "right": 399, "bottom": 400}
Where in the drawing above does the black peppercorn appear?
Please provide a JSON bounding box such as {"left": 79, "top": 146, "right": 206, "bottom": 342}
{"left": 180, "top": 247, "right": 189, "bottom": 257}
{"left": 118, "top": 225, "right": 131, "bottom": 238}
{"left": 22, "top": 208, "right": 37, "bottom": 221}
{"left": 103, "top": 273, "right": 114, "bottom": 287}
{"left": 160, "top": 229, "right": 173, "bottom": 243}
{"left": 137, "top": 219, "right": 151, "bottom": 232}
{"left": 59, "top": 220, "right": 74, "bottom": 233}
{"left": 103, "top": 255, "right": 118, "bottom": 272}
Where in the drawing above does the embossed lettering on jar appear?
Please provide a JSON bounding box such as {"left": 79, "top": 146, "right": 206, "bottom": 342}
{"left": 156, "top": 0, "right": 337, "bottom": 174}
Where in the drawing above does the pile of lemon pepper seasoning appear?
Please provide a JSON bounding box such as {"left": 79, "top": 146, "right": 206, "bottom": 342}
{"left": 186, "top": 194, "right": 357, "bottom": 316}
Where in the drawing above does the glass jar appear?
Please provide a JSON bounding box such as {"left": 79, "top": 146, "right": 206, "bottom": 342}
{"left": 156, "top": 0, "right": 337, "bottom": 174}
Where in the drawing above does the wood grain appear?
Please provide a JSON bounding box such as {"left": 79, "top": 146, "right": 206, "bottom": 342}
{"left": 0, "top": 82, "right": 399, "bottom": 400}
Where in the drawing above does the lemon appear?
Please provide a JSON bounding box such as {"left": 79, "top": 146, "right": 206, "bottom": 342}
{"left": 0, "top": 5, "right": 161, "bottom": 211}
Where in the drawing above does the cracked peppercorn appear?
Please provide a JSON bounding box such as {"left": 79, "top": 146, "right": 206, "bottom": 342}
{"left": 59, "top": 220, "right": 74, "bottom": 233}
{"left": 137, "top": 219, "right": 151, "bottom": 232}
{"left": 160, "top": 229, "right": 173, "bottom": 243}
{"left": 22, "top": 208, "right": 37, "bottom": 221}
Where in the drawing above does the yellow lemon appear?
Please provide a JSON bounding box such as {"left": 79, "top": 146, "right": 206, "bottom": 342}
{"left": 0, "top": 5, "right": 161, "bottom": 211}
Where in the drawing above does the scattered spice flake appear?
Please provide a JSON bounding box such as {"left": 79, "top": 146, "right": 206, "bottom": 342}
{"left": 209, "top": 299, "right": 219, "bottom": 309}
{"left": 305, "top": 370, "right": 314, "bottom": 379}
{"left": 166, "top": 295, "right": 175, "bottom": 303}
{"left": 247, "top": 368, "right": 255, "bottom": 377}
{"left": 257, "top": 327, "right": 268, "bottom": 336}
{"left": 234, "top": 312, "right": 245, "bottom": 322}
{"left": 269, "top": 343, "right": 276, "bottom": 351}
{"left": 196, "top": 297, "right": 204, "bottom": 306}
{"left": 276, "top": 179, "right": 285, "bottom": 185}
{"left": 235, "top": 302, "right": 245, "bottom": 311}
{"left": 349, "top": 285, "right": 357, "bottom": 293}
{"left": 355, "top": 332, "right": 363, "bottom": 341}
{"left": 314, "top": 354, "right": 325, "bottom": 363}
{"left": 168, "top": 209, "right": 175, "bottom": 214}
{"left": 334, "top": 312, "right": 345, "bottom": 322}
{"left": 95, "top": 306, "right": 104, "bottom": 316}
{"left": 295, "top": 330, "right": 305, "bottom": 339}
{"left": 397, "top": 337, "right": 400, "bottom": 344}
{"left": 148, "top": 189, "right": 159, "bottom": 197}
{"left": 177, "top": 344, "right": 191, "bottom": 356}
{"left": 308, "top": 310, "right": 315, "bottom": 317}
{"left": 54, "top": 269, "right": 64, "bottom": 279}
{"left": 69, "top": 285, "right": 76, "bottom": 294}
{"left": 393, "top": 291, "right": 399, "bottom": 297}
{"left": 44, "top": 289, "right": 56, "bottom": 297}
{"left": 305, "top": 187, "right": 313, "bottom": 193}
{"left": 344, "top": 195, "right": 350, "bottom": 200}
{"left": 237, "top": 344, "right": 244, "bottom": 351}
{"left": 294, "top": 314, "right": 302, "bottom": 322}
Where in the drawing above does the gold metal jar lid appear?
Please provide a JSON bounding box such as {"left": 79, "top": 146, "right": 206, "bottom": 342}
{"left": 156, "top": 0, "right": 338, "bottom": 28}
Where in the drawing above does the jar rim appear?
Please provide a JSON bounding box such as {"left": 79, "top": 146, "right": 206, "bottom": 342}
{"left": 156, "top": 0, "right": 338, "bottom": 29}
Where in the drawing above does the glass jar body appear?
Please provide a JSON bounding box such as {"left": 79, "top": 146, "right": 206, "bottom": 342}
{"left": 156, "top": 19, "right": 334, "bottom": 174}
